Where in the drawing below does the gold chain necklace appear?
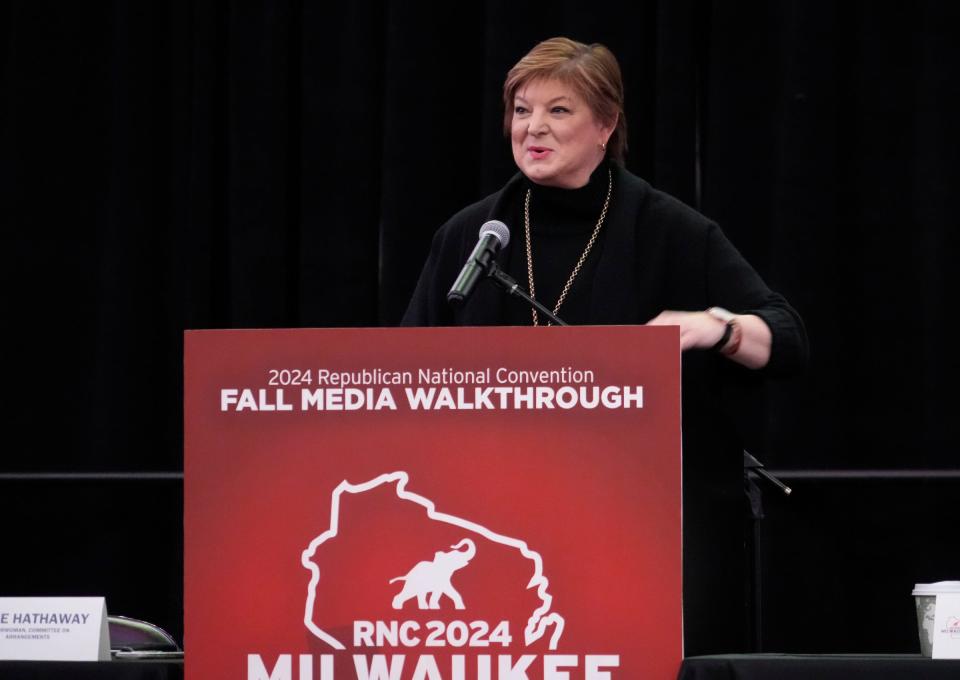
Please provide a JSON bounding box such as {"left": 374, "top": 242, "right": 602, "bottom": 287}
{"left": 524, "top": 168, "right": 613, "bottom": 326}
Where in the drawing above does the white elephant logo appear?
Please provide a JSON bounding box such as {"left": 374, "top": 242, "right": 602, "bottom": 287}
{"left": 389, "top": 538, "right": 476, "bottom": 610}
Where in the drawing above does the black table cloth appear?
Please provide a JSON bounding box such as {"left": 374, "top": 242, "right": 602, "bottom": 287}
{"left": 678, "top": 654, "right": 959, "bottom": 680}
{"left": 0, "top": 659, "right": 183, "bottom": 679}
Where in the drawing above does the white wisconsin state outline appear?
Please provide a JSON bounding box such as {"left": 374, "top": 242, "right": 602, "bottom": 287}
{"left": 301, "top": 471, "right": 565, "bottom": 651}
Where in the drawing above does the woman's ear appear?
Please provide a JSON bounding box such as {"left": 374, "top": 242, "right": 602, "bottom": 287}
{"left": 600, "top": 113, "right": 618, "bottom": 147}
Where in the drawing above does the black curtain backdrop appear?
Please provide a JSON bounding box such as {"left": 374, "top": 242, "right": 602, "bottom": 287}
{"left": 3, "top": 0, "right": 957, "bottom": 655}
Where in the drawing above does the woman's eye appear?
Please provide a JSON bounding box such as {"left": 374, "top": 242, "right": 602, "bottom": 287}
{"left": 552, "top": 107, "right": 570, "bottom": 114}
{"left": 514, "top": 106, "right": 528, "bottom": 115}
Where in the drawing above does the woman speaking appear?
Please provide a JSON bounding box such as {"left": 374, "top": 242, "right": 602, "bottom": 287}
{"left": 403, "top": 37, "right": 807, "bottom": 655}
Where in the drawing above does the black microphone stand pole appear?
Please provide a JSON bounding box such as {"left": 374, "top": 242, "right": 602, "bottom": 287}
{"left": 485, "top": 261, "right": 568, "bottom": 326}
{"left": 743, "top": 451, "right": 792, "bottom": 652}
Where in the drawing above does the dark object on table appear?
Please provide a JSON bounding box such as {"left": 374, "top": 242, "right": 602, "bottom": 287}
{"left": 109, "top": 616, "right": 183, "bottom": 659}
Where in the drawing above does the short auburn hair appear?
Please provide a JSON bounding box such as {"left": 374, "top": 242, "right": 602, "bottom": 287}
{"left": 503, "top": 37, "right": 627, "bottom": 163}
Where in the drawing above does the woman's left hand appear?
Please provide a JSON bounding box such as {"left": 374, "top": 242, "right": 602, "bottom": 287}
{"left": 646, "top": 311, "right": 726, "bottom": 351}
{"left": 646, "top": 310, "right": 772, "bottom": 369}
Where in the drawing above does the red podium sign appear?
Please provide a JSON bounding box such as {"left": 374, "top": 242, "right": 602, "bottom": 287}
{"left": 184, "top": 326, "right": 681, "bottom": 679}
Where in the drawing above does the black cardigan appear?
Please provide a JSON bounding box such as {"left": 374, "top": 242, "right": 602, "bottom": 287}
{"left": 403, "top": 163, "right": 807, "bottom": 376}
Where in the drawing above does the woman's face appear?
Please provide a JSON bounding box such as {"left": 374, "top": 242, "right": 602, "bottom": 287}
{"left": 511, "top": 78, "right": 612, "bottom": 189}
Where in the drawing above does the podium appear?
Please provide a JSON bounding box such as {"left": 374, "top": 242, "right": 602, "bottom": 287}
{"left": 184, "top": 326, "right": 682, "bottom": 679}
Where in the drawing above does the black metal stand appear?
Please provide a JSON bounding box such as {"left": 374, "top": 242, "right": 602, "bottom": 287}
{"left": 486, "top": 261, "right": 568, "bottom": 326}
{"left": 743, "top": 451, "right": 792, "bottom": 652}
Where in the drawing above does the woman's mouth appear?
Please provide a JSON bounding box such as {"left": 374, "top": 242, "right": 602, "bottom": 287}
{"left": 528, "top": 146, "right": 552, "bottom": 160}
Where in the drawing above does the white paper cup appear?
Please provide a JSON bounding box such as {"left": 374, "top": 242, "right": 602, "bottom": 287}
{"left": 912, "top": 581, "right": 960, "bottom": 657}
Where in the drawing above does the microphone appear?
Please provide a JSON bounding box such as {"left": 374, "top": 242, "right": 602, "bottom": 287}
{"left": 447, "top": 220, "right": 510, "bottom": 304}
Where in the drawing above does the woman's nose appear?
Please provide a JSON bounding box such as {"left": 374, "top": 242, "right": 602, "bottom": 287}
{"left": 528, "top": 111, "right": 549, "bottom": 135}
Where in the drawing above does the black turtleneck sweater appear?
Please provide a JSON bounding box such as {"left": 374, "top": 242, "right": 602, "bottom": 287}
{"left": 503, "top": 163, "right": 612, "bottom": 325}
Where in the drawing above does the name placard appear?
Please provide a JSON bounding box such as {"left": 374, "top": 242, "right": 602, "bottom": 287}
{"left": 0, "top": 597, "right": 110, "bottom": 661}
{"left": 933, "top": 593, "right": 960, "bottom": 659}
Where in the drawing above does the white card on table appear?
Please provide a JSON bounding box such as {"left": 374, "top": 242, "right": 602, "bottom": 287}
{"left": 0, "top": 597, "right": 109, "bottom": 661}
